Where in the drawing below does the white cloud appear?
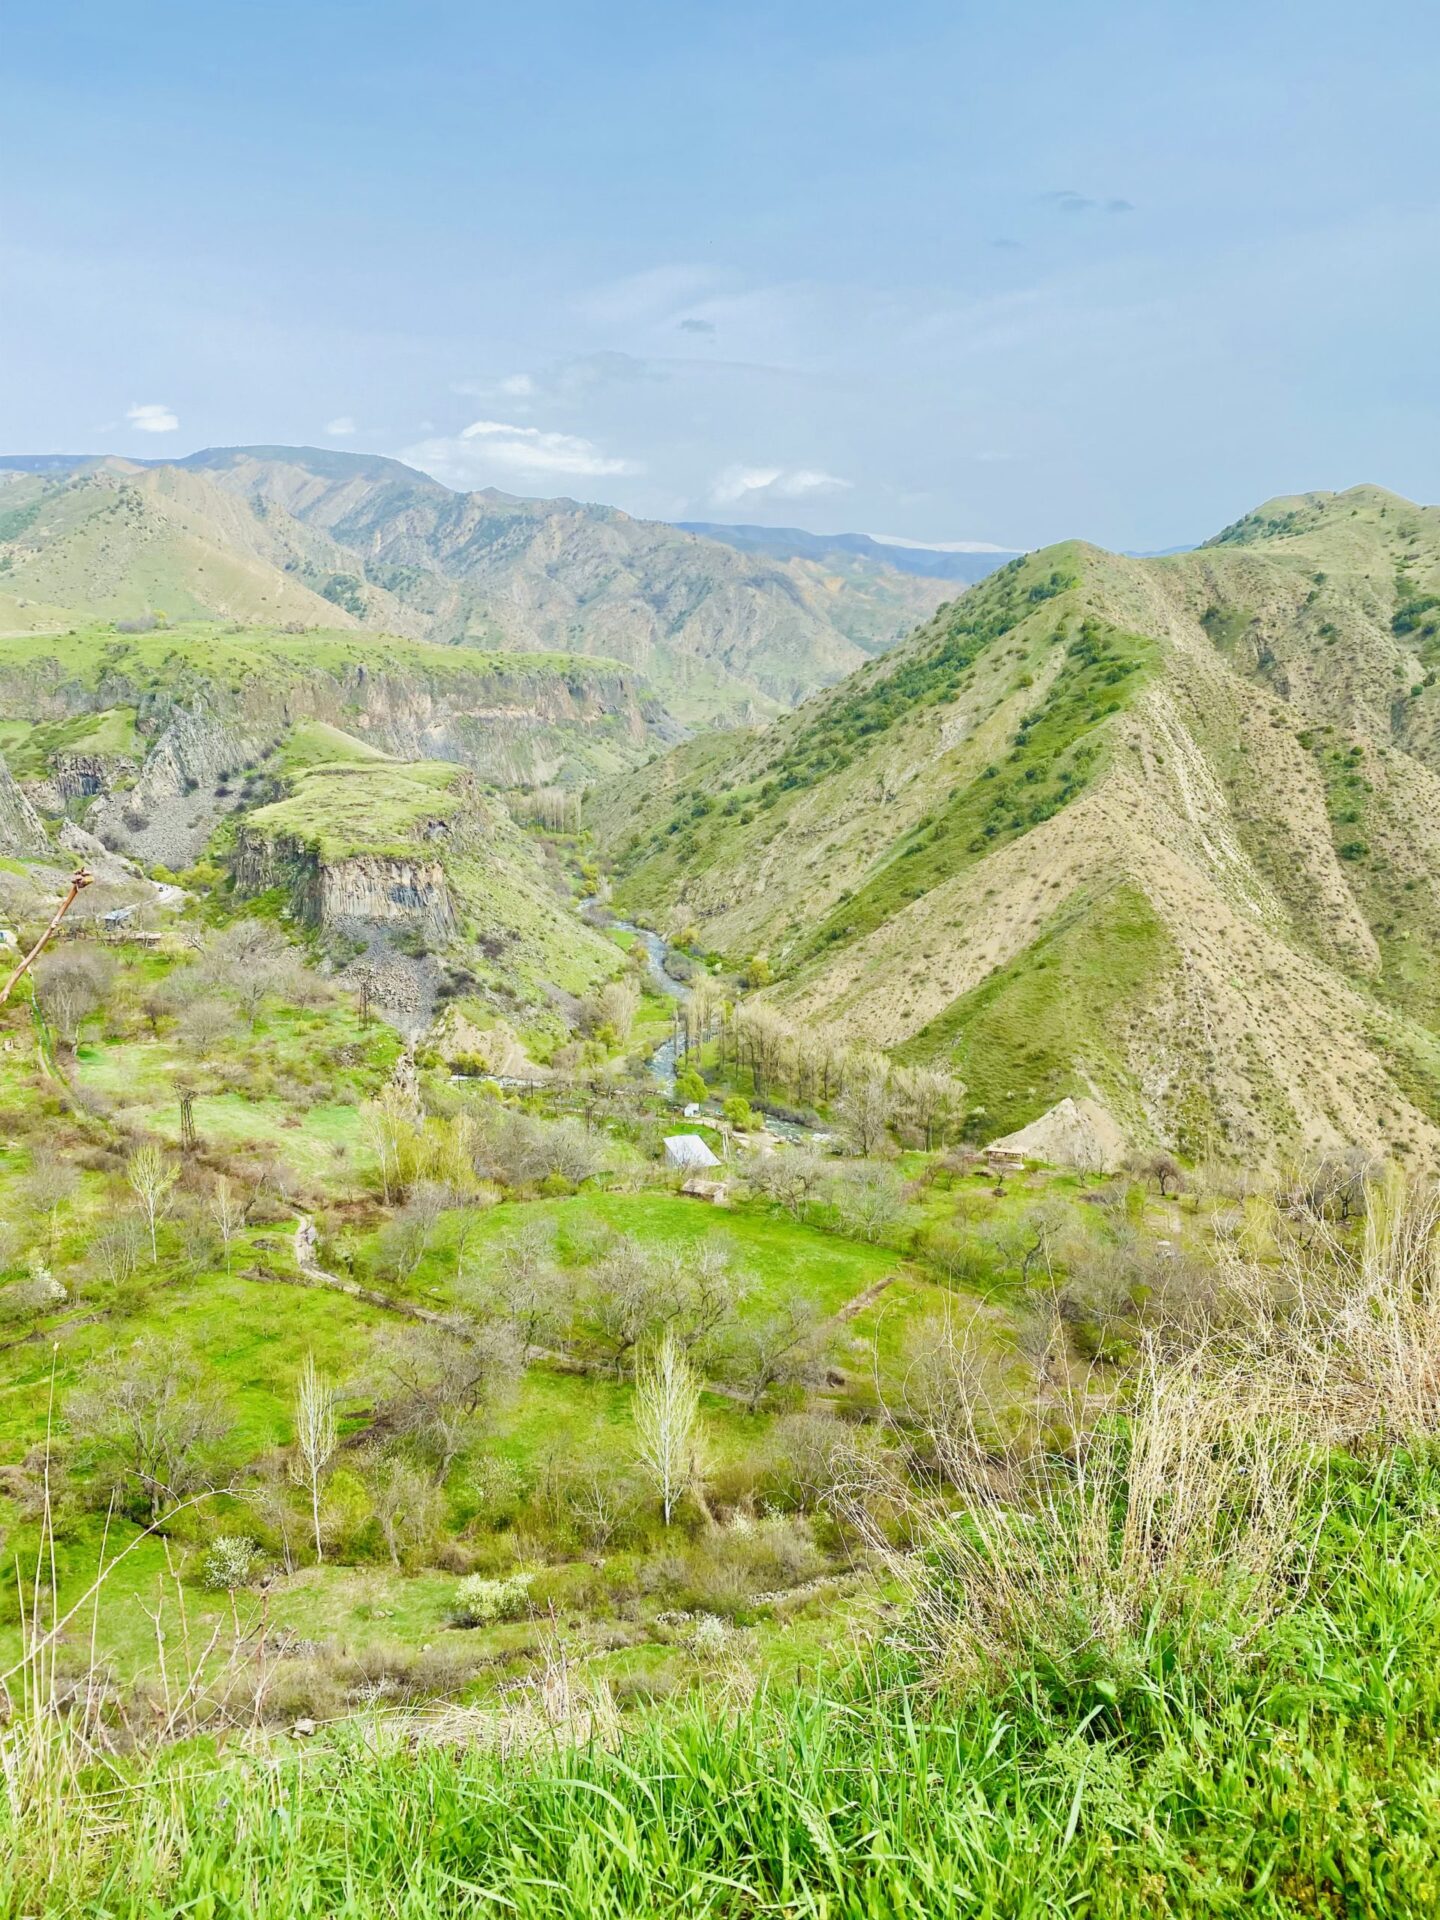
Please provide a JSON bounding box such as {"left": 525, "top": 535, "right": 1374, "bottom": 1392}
{"left": 497, "top": 373, "right": 534, "bottom": 398}
{"left": 126, "top": 402, "right": 178, "bottom": 433}
{"left": 325, "top": 415, "right": 357, "bottom": 436}
{"left": 400, "top": 419, "right": 642, "bottom": 491}
{"left": 709, "top": 464, "right": 850, "bottom": 507}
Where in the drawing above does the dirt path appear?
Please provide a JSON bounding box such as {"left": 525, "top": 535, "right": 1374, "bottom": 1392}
{"left": 832, "top": 1272, "right": 899, "bottom": 1324}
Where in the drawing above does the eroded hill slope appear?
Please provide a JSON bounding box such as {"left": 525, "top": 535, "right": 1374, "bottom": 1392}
{"left": 592, "top": 487, "right": 1440, "bottom": 1165}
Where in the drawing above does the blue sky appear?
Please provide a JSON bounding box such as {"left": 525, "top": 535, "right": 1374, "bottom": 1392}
{"left": 2, "top": 0, "right": 1436, "bottom": 550}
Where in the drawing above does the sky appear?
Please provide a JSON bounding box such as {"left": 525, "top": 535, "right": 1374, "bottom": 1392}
{"left": 2, "top": 0, "right": 1437, "bottom": 552}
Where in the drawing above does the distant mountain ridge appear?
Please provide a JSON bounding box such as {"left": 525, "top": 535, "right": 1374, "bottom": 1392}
{"left": 674, "top": 521, "right": 1020, "bottom": 584}
{"left": 0, "top": 447, "right": 953, "bottom": 728}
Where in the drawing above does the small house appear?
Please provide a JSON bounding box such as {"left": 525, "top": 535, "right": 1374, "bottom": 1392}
{"left": 985, "top": 1145, "right": 1026, "bottom": 1175}
{"left": 664, "top": 1133, "right": 720, "bottom": 1172}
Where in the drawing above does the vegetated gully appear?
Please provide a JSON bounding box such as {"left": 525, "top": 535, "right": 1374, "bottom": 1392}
{"left": 581, "top": 900, "right": 824, "bottom": 1145}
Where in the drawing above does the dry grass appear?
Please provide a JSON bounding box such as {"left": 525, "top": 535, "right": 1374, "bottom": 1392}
{"left": 847, "top": 1172, "right": 1440, "bottom": 1692}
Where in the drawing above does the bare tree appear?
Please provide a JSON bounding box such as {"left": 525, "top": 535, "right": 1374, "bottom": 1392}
{"left": 373, "top": 1318, "right": 521, "bottom": 1479}
{"left": 201, "top": 921, "right": 292, "bottom": 1030}
{"left": 671, "top": 1241, "right": 746, "bottom": 1358}
{"left": 178, "top": 996, "right": 237, "bottom": 1060}
{"left": 827, "top": 1163, "right": 906, "bottom": 1244}
{"left": 896, "top": 1065, "right": 965, "bottom": 1149}
{"left": 838, "top": 1062, "right": 895, "bottom": 1158}
{"left": 89, "top": 1217, "right": 144, "bottom": 1289}
{"left": 743, "top": 1145, "right": 828, "bottom": 1219}
{"left": 720, "top": 1299, "right": 824, "bottom": 1413}
{"left": 22, "top": 1151, "right": 79, "bottom": 1247}
{"left": 208, "top": 1174, "right": 245, "bottom": 1269}
{"left": 127, "top": 1142, "right": 179, "bottom": 1264}
{"left": 593, "top": 977, "right": 640, "bottom": 1042}
{"left": 66, "top": 1340, "right": 231, "bottom": 1523}
{"left": 633, "top": 1331, "right": 702, "bottom": 1525}
{"left": 482, "top": 1221, "right": 569, "bottom": 1358}
{"left": 364, "top": 1450, "right": 444, "bottom": 1568}
{"left": 34, "top": 947, "right": 115, "bottom": 1050}
{"left": 577, "top": 1240, "right": 677, "bottom": 1376}
{"left": 291, "top": 1353, "right": 338, "bottom": 1563}
{"left": 376, "top": 1180, "right": 450, "bottom": 1281}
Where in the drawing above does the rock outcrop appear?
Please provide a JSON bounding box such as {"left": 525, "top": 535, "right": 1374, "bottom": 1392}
{"left": 0, "top": 754, "right": 48, "bottom": 857}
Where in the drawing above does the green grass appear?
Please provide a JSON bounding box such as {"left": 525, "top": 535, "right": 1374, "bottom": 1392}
{"left": 275, "top": 719, "right": 398, "bottom": 773}
{"left": 242, "top": 759, "right": 464, "bottom": 861}
{"left": 13, "top": 1446, "right": 1440, "bottom": 1918}
{"left": 799, "top": 618, "right": 1156, "bottom": 963}
{"left": 900, "top": 883, "right": 1176, "bottom": 1139}
{"left": 1, "top": 705, "right": 141, "bottom": 777}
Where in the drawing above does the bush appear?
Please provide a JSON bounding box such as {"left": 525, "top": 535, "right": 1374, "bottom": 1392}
{"left": 202, "top": 1535, "right": 262, "bottom": 1591}
{"left": 451, "top": 1572, "right": 531, "bottom": 1628}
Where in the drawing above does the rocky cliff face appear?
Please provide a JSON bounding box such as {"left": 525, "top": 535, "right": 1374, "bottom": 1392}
{"left": 231, "top": 825, "right": 456, "bottom": 942}
{"left": 0, "top": 754, "right": 49, "bottom": 857}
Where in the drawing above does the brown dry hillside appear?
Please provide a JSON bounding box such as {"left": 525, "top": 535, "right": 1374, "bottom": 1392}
{"left": 592, "top": 486, "right": 1440, "bottom": 1168}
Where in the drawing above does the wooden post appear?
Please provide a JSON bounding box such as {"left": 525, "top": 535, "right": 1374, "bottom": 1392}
{"left": 0, "top": 869, "right": 93, "bottom": 1010}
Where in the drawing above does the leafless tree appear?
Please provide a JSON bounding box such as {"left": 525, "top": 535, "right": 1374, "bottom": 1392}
{"left": 743, "top": 1145, "right": 828, "bottom": 1218}
{"left": 376, "top": 1180, "right": 450, "bottom": 1281}
{"left": 720, "top": 1298, "right": 824, "bottom": 1413}
{"left": 364, "top": 1450, "right": 445, "bottom": 1568}
{"left": 838, "top": 1061, "right": 895, "bottom": 1158}
{"left": 827, "top": 1162, "right": 906, "bottom": 1244}
{"left": 373, "top": 1318, "right": 522, "bottom": 1479}
{"left": 22, "top": 1151, "right": 79, "bottom": 1246}
{"left": 178, "top": 996, "right": 237, "bottom": 1060}
{"left": 480, "top": 1221, "right": 570, "bottom": 1358}
{"left": 895, "top": 1065, "right": 965, "bottom": 1149}
{"left": 291, "top": 1353, "right": 338, "bottom": 1563}
{"left": 208, "top": 1174, "right": 246, "bottom": 1268}
{"left": 34, "top": 947, "right": 115, "bottom": 1049}
{"left": 127, "top": 1142, "right": 179, "bottom": 1264}
{"left": 577, "top": 1239, "right": 677, "bottom": 1376}
{"left": 66, "top": 1339, "right": 231, "bottom": 1523}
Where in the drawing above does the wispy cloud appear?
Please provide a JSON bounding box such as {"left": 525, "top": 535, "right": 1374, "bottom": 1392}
{"left": 1042, "top": 189, "right": 1135, "bottom": 215}
{"left": 678, "top": 317, "right": 716, "bottom": 335}
{"left": 401, "top": 418, "right": 642, "bottom": 490}
{"left": 576, "top": 263, "right": 722, "bottom": 327}
{"left": 709, "top": 464, "right": 850, "bottom": 507}
{"left": 126, "top": 402, "right": 178, "bottom": 433}
{"left": 324, "top": 415, "right": 357, "bottom": 436}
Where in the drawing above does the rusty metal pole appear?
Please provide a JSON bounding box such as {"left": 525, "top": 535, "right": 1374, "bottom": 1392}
{"left": 0, "top": 868, "right": 94, "bottom": 1009}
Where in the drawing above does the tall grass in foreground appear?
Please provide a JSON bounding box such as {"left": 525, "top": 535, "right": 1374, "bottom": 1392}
{"left": 10, "top": 1177, "right": 1440, "bottom": 1915}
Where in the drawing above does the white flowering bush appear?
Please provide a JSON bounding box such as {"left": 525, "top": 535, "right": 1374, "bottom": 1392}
{"left": 452, "top": 1573, "right": 531, "bottom": 1628}
{"left": 202, "top": 1535, "right": 262, "bottom": 1591}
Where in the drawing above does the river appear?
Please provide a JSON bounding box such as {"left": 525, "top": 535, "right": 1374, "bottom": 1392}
{"left": 582, "top": 899, "right": 828, "bottom": 1144}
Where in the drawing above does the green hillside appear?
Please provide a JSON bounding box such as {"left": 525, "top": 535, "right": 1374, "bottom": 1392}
{"left": 592, "top": 488, "right": 1440, "bottom": 1165}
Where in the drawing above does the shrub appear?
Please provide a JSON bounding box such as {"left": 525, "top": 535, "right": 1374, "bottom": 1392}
{"left": 202, "top": 1535, "right": 262, "bottom": 1591}
{"left": 452, "top": 1572, "right": 531, "bottom": 1628}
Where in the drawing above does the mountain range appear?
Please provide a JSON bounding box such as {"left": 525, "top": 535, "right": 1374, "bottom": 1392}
{"left": 674, "top": 522, "right": 1020, "bottom": 584}
{"left": 0, "top": 448, "right": 953, "bottom": 727}
{"left": 591, "top": 485, "right": 1440, "bottom": 1167}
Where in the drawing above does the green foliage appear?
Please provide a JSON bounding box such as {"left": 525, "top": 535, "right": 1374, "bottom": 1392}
{"left": 902, "top": 884, "right": 1175, "bottom": 1139}
{"left": 805, "top": 618, "right": 1156, "bottom": 960}
{"left": 15, "top": 1452, "right": 1440, "bottom": 1918}
{"left": 451, "top": 1572, "right": 531, "bottom": 1628}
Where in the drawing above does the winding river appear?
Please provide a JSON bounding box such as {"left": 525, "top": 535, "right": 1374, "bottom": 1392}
{"left": 583, "top": 900, "right": 827, "bottom": 1142}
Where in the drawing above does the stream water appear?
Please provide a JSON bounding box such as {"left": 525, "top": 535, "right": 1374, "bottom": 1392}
{"left": 582, "top": 900, "right": 828, "bottom": 1143}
